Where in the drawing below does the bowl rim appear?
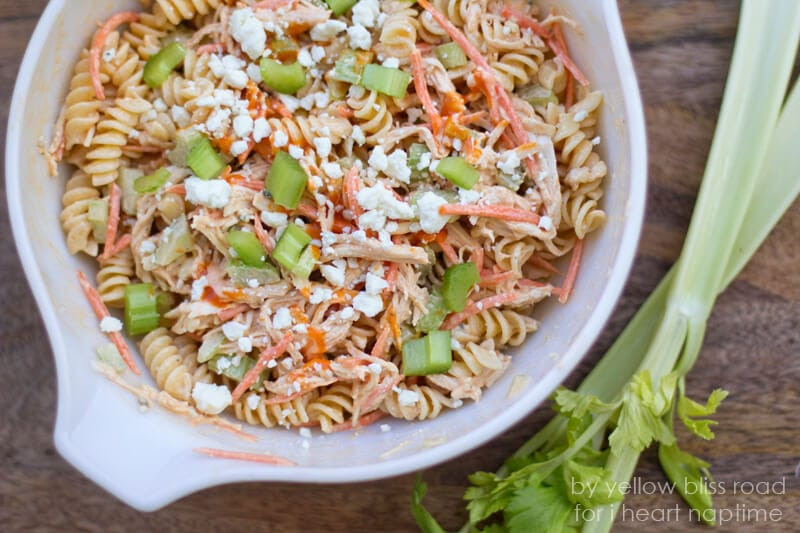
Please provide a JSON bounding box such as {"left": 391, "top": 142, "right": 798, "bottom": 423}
{"left": 6, "top": 0, "right": 646, "bottom": 511}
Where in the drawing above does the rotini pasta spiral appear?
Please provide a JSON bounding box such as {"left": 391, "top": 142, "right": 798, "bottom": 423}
{"left": 426, "top": 339, "right": 510, "bottom": 401}
{"left": 491, "top": 48, "right": 545, "bottom": 92}
{"left": 82, "top": 97, "right": 152, "bottom": 187}
{"left": 63, "top": 51, "right": 103, "bottom": 150}
{"left": 233, "top": 391, "right": 316, "bottom": 428}
{"left": 379, "top": 3, "right": 419, "bottom": 60}
{"left": 267, "top": 114, "right": 353, "bottom": 147}
{"left": 174, "top": 335, "right": 215, "bottom": 385}
{"left": 307, "top": 383, "right": 355, "bottom": 433}
{"left": 153, "top": 0, "right": 222, "bottom": 26}
{"left": 139, "top": 327, "right": 194, "bottom": 401}
{"left": 96, "top": 248, "right": 135, "bottom": 308}
{"left": 123, "top": 10, "right": 173, "bottom": 59}
{"left": 454, "top": 307, "right": 539, "bottom": 347}
{"left": 347, "top": 90, "right": 393, "bottom": 144}
{"left": 381, "top": 384, "right": 460, "bottom": 421}
{"left": 60, "top": 170, "right": 101, "bottom": 256}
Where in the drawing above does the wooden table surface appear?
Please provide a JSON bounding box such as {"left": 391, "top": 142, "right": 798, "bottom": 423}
{"left": 2, "top": 1, "right": 799, "bottom": 531}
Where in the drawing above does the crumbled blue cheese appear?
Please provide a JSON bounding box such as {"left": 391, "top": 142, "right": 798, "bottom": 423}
{"left": 191, "top": 276, "right": 208, "bottom": 301}
{"left": 351, "top": 125, "right": 366, "bottom": 145}
{"left": 170, "top": 105, "right": 191, "bottom": 128}
{"left": 382, "top": 57, "right": 400, "bottom": 68}
{"left": 246, "top": 394, "right": 261, "bottom": 410}
{"left": 347, "top": 25, "right": 372, "bottom": 50}
{"left": 230, "top": 140, "right": 249, "bottom": 157}
{"left": 380, "top": 424, "right": 391, "bottom": 432}
{"left": 252, "top": 118, "right": 271, "bottom": 142}
{"left": 320, "top": 263, "right": 346, "bottom": 287}
{"left": 313, "top": 137, "right": 332, "bottom": 158}
{"left": 246, "top": 62, "right": 263, "bottom": 83}
{"left": 273, "top": 130, "right": 289, "bottom": 147}
{"left": 416, "top": 191, "right": 449, "bottom": 233}
{"left": 385, "top": 149, "right": 411, "bottom": 183}
{"left": 365, "top": 272, "right": 388, "bottom": 294}
{"left": 397, "top": 388, "right": 419, "bottom": 406}
{"left": 192, "top": 383, "right": 232, "bottom": 415}
{"left": 310, "top": 45, "right": 325, "bottom": 63}
{"left": 261, "top": 210, "right": 288, "bottom": 227}
{"left": 458, "top": 188, "right": 482, "bottom": 204}
{"left": 238, "top": 336, "right": 253, "bottom": 352}
{"left": 356, "top": 184, "right": 415, "bottom": 219}
{"left": 353, "top": 292, "right": 383, "bottom": 317}
{"left": 288, "top": 144, "right": 304, "bottom": 159}
{"left": 185, "top": 178, "right": 231, "bottom": 208}
{"left": 272, "top": 307, "right": 292, "bottom": 329}
{"left": 233, "top": 114, "right": 254, "bottom": 137}
{"left": 538, "top": 215, "right": 554, "bottom": 232}
{"left": 497, "top": 150, "right": 522, "bottom": 174}
{"left": 222, "top": 321, "right": 247, "bottom": 340}
{"left": 352, "top": 0, "right": 380, "bottom": 27}
{"left": 229, "top": 8, "right": 267, "bottom": 60}
{"left": 322, "top": 162, "right": 343, "bottom": 179}
{"left": 309, "top": 286, "right": 333, "bottom": 304}
{"left": 310, "top": 20, "right": 347, "bottom": 41}
{"left": 368, "top": 362, "right": 382, "bottom": 374}
{"left": 340, "top": 306, "right": 355, "bottom": 319}
{"left": 100, "top": 316, "right": 122, "bottom": 333}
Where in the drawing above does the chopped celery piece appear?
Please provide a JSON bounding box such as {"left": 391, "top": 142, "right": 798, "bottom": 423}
{"left": 198, "top": 331, "right": 224, "bottom": 363}
{"left": 119, "top": 168, "right": 142, "bottom": 215}
{"left": 325, "top": 0, "right": 357, "bottom": 15}
{"left": 402, "top": 330, "right": 452, "bottom": 376}
{"left": 143, "top": 41, "right": 186, "bottom": 88}
{"left": 291, "top": 244, "right": 317, "bottom": 279}
{"left": 260, "top": 58, "right": 307, "bottom": 94}
{"left": 425, "top": 330, "right": 452, "bottom": 373}
{"left": 417, "top": 288, "right": 447, "bottom": 333}
{"left": 124, "top": 283, "right": 160, "bottom": 336}
{"left": 208, "top": 355, "right": 265, "bottom": 389}
{"left": 434, "top": 42, "right": 467, "bottom": 69}
{"left": 87, "top": 199, "right": 108, "bottom": 243}
{"left": 272, "top": 223, "right": 311, "bottom": 273}
{"left": 519, "top": 84, "right": 558, "bottom": 107}
{"left": 442, "top": 262, "right": 480, "bottom": 312}
{"left": 226, "top": 260, "right": 281, "bottom": 287}
{"left": 333, "top": 50, "right": 373, "bottom": 84}
{"left": 154, "top": 214, "right": 194, "bottom": 266}
{"left": 435, "top": 156, "right": 479, "bottom": 189}
{"left": 228, "top": 230, "right": 268, "bottom": 268}
{"left": 266, "top": 151, "right": 308, "bottom": 209}
{"left": 168, "top": 130, "right": 202, "bottom": 167}
{"left": 96, "top": 343, "right": 127, "bottom": 373}
{"left": 497, "top": 169, "right": 525, "bottom": 192}
{"left": 269, "top": 38, "right": 299, "bottom": 63}
{"left": 134, "top": 168, "right": 171, "bottom": 194}
{"left": 186, "top": 135, "right": 226, "bottom": 179}
{"left": 360, "top": 64, "right": 411, "bottom": 98}
{"left": 155, "top": 291, "right": 177, "bottom": 315}
{"left": 408, "top": 143, "right": 431, "bottom": 181}
{"left": 402, "top": 338, "right": 428, "bottom": 376}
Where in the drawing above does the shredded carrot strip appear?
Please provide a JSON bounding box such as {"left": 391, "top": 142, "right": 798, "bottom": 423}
{"left": 253, "top": 0, "right": 295, "bottom": 9}
{"left": 99, "top": 183, "right": 122, "bottom": 261}
{"left": 502, "top": 7, "right": 589, "bottom": 86}
{"left": 439, "top": 203, "right": 541, "bottom": 225}
{"left": 529, "top": 254, "right": 560, "bottom": 274}
{"left": 89, "top": 12, "right": 140, "bottom": 100}
{"left": 459, "top": 111, "right": 486, "bottom": 125}
{"left": 228, "top": 176, "right": 264, "bottom": 191}
{"left": 343, "top": 165, "right": 363, "bottom": 217}
{"left": 232, "top": 333, "right": 293, "bottom": 402}
{"left": 411, "top": 49, "right": 444, "bottom": 137}
{"left": 103, "top": 233, "right": 132, "bottom": 260}
{"left": 194, "top": 447, "right": 296, "bottom": 466}
{"left": 472, "top": 247, "right": 484, "bottom": 272}
{"left": 479, "top": 270, "right": 516, "bottom": 287}
{"left": 331, "top": 410, "right": 384, "bottom": 432}
{"left": 371, "top": 327, "right": 391, "bottom": 358}
{"left": 253, "top": 211, "right": 275, "bottom": 253}
{"left": 441, "top": 293, "right": 518, "bottom": 330}
{"left": 434, "top": 232, "right": 459, "bottom": 264}
{"left": 166, "top": 184, "right": 186, "bottom": 195}
{"left": 217, "top": 303, "right": 250, "bottom": 321}
{"left": 76, "top": 270, "right": 140, "bottom": 374}
{"left": 296, "top": 203, "right": 318, "bottom": 218}
{"left": 387, "top": 305, "right": 402, "bottom": 347}
{"left": 558, "top": 239, "right": 583, "bottom": 304}
{"left": 196, "top": 43, "right": 225, "bottom": 55}
{"left": 385, "top": 262, "right": 399, "bottom": 291}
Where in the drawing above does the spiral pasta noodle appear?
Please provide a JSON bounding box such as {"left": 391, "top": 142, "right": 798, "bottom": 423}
{"left": 153, "top": 0, "right": 222, "bottom": 26}
{"left": 63, "top": 51, "right": 103, "bottom": 150}
{"left": 96, "top": 248, "right": 135, "bottom": 308}
{"left": 139, "top": 328, "right": 194, "bottom": 401}
{"left": 60, "top": 170, "right": 101, "bottom": 256}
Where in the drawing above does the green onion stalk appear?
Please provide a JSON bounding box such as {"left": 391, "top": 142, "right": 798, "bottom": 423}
{"left": 412, "top": 1, "right": 800, "bottom": 531}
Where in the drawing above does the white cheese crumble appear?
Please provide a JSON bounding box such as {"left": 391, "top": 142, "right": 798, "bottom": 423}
{"left": 368, "top": 362, "right": 382, "bottom": 375}
{"left": 100, "top": 316, "right": 122, "bottom": 333}
{"left": 139, "top": 241, "right": 156, "bottom": 254}
{"left": 233, "top": 114, "right": 254, "bottom": 138}
{"left": 310, "top": 20, "right": 347, "bottom": 41}
{"left": 192, "top": 383, "right": 232, "bottom": 415}
{"left": 347, "top": 25, "right": 372, "bottom": 50}
{"left": 229, "top": 8, "right": 267, "bottom": 60}
{"left": 170, "top": 105, "right": 191, "bottom": 128}
{"left": 184, "top": 177, "right": 231, "bottom": 209}
{"left": 353, "top": 292, "right": 383, "bottom": 317}
{"left": 299, "top": 427, "right": 312, "bottom": 438}
{"left": 309, "top": 286, "right": 333, "bottom": 304}
{"left": 380, "top": 424, "right": 391, "bottom": 433}
{"left": 238, "top": 336, "right": 253, "bottom": 352}
{"left": 320, "top": 264, "right": 346, "bottom": 287}
{"left": 497, "top": 150, "right": 522, "bottom": 174}
{"left": 222, "top": 321, "right": 247, "bottom": 341}
{"left": 273, "top": 129, "right": 289, "bottom": 147}
{"left": 340, "top": 306, "right": 355, "bottom": 319}
{"left": 351, "top": 125, "right": 366, "bottom": 145}
{"left": 458, "top": 188, "right": 482, "bottom": 204}
{"left": 352, "top": 0, "right": 380, "bottom": 28}
{"left": 313, "top": 137, "right": 332, "bottom": 158}
{"left": 365, "top": 272, "right": 388, "bottom": 294}
{"left": 321, "top": 162, "right": 343, "bottom": 179}
{"left": 382, "top": 57, "right": 400, "bottom": 69}
{"left": 397, "top": 389, "right": 420, "bottom": 406}
{"left": 356, "top": 184, "right": 415, "bottom": 220}
{"left": 246, "top": 394, "right": 261, "bottom": 410}
{"left": 246, "top": 62, "right": 263, "bottom": 83}
{"left": 288, "top": 144, "right": 304, "bottom": 159}
{"left": 252, "top": 117, "right": 271, "bottom": 142}
{"left": 310, "top": 45, "right": 325, "bottom": 63}
{"left": 416, "top": 191, "right": 449, "bottom": 233}
{"left": 272, "top": 307, "right": 293, "bottom": 329}
{"left": 538, "top": 215, "right": 554, "bottom": 232}
{"left": 191, "top": 276, "right": 208, "bottom": 301}
{"left": 230, "top": 140, "right": 249, "bottom": 157}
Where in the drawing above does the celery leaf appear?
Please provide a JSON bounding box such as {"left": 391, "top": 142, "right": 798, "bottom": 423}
{"left": 677, "top": 388, "right": 729, "bottom": 440}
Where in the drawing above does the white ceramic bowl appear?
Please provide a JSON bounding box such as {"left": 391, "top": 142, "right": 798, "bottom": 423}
{"left": 6, "top": 0, "right": 646, "bottom": 511}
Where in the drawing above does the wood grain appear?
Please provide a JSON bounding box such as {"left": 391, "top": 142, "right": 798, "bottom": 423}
{"left": 1, "top": 1, "right": 799, "bottom": 531}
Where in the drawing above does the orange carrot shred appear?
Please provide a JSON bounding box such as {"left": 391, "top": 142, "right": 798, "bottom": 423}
{"left": 528, "top": 254, "right": 560, "bottom": 274}
{"left": 441, "top": 293, "right": 518, "bottom": 330}
{"left": 253, "top": 0, "right": 295, "bottom": 9}
{"left": 330, "top": 410, "right": 384, "bottom": 432}
{"left": 411, "top": 48, "right": 444, "bottom": 137}
{"left": 166, "top": 184, "right": 186, "bottom": 195}
{"left": 343, "top": 165, "right": 363, "bottom": 218}
{"left": 232, "top": 333, "right": 293, "bottom": 402}
{"left": 439, "top": 203, "right": 541, "bottom": 225}
{"left": 371, "top": 327, "right": 391, "bottom": 358}
{"left": 479, "top": 270, "right": 516, "bottom": 287}
{"left": 196, "top": 43, "right": 225, "bottom": 55}
{"left": 103, "top": 233, "right": 132, "bottom": 260}
{"left": 89, "top": 12, "right": 140, "bottom": 100}
{"left": 385, "top": 262, "right": 399, "bottom": 291}
{"left": 76, "top": 270, "right": 140, "bottom": 374}
{"left": 253, "top": 210, "right": 275, "bottom": 253}
{"left": 99, "top": 183, "right": 122, "bottom": 261}
{"left": 558, "top": 239, "right": 584, "bottom": 304}
{"left": 217, "top": 303, "right": 250, "bottom": 321}
{"left": 194, "top": 447, "right": 296, "bottom": 466}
